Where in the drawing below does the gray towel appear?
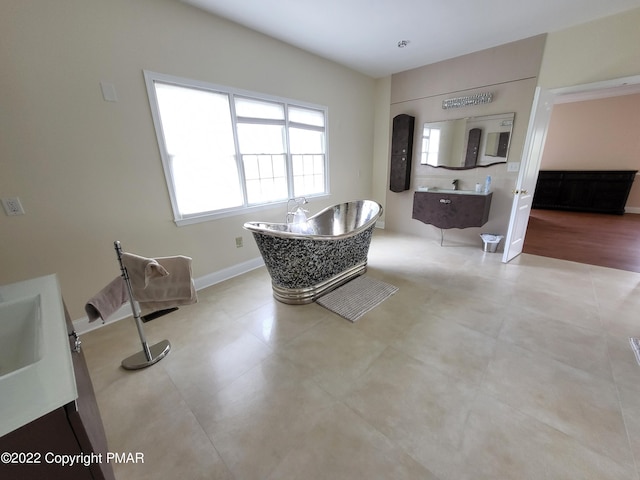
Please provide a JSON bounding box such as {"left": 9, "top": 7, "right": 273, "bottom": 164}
{"left": 85, "top": 276, "right": 128, "bottom": 322}
{"left": 123, "top": 254, "right": 198, "bottom": 316}
{"left": 121, "top": 252, "right": 169, "bottom": 287}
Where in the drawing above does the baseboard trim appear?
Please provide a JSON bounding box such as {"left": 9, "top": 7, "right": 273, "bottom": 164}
{"left": 625, "top": 207, "right": 640, "bottom": 214}
{"left": 193, "top": 257, "right": 265, "bottom": 291}
{"left": 73, "top": 256, "right": 265, "bottom": 334}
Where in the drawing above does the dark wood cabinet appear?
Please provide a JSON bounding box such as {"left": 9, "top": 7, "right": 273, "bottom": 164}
{"left": 412, "top": 191, "right": 492, "bottom": 229}
{"left": 389, "top": 114, "right": 415, "bottom": 192}
{"left": 533, "top": 170, "right": 637, "bottom": 215}
{"left": 0, "top": 303, "right": 115, "bottom": 480}
{"left": 0, "top": 408, "right": 96, "bottom": 479}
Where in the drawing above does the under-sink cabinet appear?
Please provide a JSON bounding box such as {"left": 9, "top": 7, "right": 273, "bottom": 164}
{"left": 412, "top": 191, "right": 492, "bottom": 229}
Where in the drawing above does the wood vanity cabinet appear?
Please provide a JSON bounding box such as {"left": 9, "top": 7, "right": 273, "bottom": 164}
{"left": 0, "top": 303, "right": 115, "bottom": 480}
{"left": 532, "top": 170, "right": 637, "bottom": 215}
{"left": 412, "top": 191, "right": 493, "bottom": 229}
{"left": 389, "top": 114, "right": 415, "bottom": 192}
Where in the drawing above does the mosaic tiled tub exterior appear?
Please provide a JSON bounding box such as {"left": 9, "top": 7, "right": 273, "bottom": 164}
{"left": 244, "top": 200, "right": 382, "bottom": 304}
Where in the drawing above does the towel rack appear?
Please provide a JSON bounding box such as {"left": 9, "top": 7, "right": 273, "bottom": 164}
{"left": 114, "top": 241, "right": 171, "bottom": 370}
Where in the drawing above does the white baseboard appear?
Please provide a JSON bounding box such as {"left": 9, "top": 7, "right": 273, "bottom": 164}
{"left": 193, "top": 256, "right": 264, "bottom": 290}
{"left": 72, "top": 256, "right": 265, "bottom": 334}
{"left": 625, "top": 207, "right": 640, "bottom": 214}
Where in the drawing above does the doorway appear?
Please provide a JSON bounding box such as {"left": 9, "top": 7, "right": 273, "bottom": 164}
{"left": 502, "top": 75, "right": 640, "bottom": 266}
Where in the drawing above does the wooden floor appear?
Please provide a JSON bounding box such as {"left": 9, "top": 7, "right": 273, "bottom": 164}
{"left": 523, "top": 208, "right": 640, "bottom": 273}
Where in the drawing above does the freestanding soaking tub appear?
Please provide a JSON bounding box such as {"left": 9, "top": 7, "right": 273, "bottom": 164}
{"left": 243, "top": 200, "right": 383, "bottom": 304}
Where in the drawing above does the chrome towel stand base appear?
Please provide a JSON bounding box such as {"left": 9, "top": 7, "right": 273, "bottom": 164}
{"left": 121, "top": 339, "right": 170, "bottom": 370}
{"left": 114, "top": 241, "right": 171, "bottom": 370}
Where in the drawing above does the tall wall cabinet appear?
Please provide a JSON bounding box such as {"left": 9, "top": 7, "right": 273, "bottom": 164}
{"left": 389, "top": 114, "right": 415, "bottom": 192}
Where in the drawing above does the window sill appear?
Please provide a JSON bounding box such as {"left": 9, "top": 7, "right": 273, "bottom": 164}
{"left": 174, "top": 193, "right": 330, "bottom": 227}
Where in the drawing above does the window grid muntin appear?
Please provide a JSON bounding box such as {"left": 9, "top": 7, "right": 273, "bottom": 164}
{"left": 242, "top": 154, "right": 288, "bottom": 204}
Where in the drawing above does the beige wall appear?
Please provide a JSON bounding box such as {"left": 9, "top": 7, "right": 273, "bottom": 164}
{"left": 371, "top": 77, "right": 392, "bottom": 225}
{"left": 0, "top": 0, "right": 375, "bottom": 319}
{"left": 383, "top": 35, "right": 546, "bottom": 244}
{"left": 540, "top": 93, "right": 640, "bottom": 209}
{"left": 539, "top": 8, "right": 640, "bottom": 89}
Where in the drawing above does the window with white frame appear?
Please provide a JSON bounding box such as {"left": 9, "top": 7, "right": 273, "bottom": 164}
{"left": 144, "top": 71, "right": 328, "bottom": 224}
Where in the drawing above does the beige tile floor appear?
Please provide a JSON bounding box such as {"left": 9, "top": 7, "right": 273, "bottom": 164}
{"left": 83, "top": 229, "right": 640, "bottom": 479}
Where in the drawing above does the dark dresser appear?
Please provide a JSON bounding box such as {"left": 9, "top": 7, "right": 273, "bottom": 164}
{"left": 532, "top": 170, "right": 637, "bottom": 215}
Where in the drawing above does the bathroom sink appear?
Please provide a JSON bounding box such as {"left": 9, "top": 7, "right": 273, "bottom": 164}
{"left": 0, "top": 295, "right": 43, "bottom": 378}
{"left": 0, "top": 275, "right": 77, "bottom": 437}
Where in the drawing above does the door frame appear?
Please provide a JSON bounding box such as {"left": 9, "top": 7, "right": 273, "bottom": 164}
{"left": 502, "top": 74, "right": 640, "bottom": 263}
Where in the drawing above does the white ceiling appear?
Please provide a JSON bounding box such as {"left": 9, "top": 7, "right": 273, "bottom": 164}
{"left": 181, "top": 0, "right": 640, "bottom": 78}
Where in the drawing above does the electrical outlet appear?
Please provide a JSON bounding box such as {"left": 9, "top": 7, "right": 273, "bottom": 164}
{"left": 2, "top": 197, "right": 25, "bottom": 216}
{"left": 235, "top": 236, "right": 243, "bottom": 248}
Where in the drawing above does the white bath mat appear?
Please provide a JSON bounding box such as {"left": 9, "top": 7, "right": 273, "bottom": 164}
{"left": 629, "top": 337, "right": 640, "bottom": 366}
{"left": 316, "top": 275, "right": 398, "bottom": 322}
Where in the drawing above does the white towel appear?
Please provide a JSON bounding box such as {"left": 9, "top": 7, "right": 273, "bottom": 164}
{"left": 85, "top": 276, "right": 128, "bottom": 323}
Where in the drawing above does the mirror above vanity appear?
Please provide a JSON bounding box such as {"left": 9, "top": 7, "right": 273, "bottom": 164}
{"left": 420, "top": 112, "right": 514, "bottom": 170}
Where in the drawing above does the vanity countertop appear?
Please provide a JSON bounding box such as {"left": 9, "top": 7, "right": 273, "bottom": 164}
{"left": 415, "top": 187, "right": 491, "bottom": 195}
{"left": 0, "top": 274, "right": 77, "bottom": 437}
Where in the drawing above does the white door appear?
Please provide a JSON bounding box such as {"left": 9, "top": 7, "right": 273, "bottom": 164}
{"left": 502, "top": 87, "right": 555, "bottom": 263}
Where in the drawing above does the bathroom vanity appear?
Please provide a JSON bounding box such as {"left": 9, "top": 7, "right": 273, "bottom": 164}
{"left": 412, "top": 188, "right": 492, "bottom": 229}
{"left": 0, "top": 275, "right": 114, "bottom": 480}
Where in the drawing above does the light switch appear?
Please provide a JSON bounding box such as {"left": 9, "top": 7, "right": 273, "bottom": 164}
{"left": 100, "top": 81, "right": 118, "bottom": 102}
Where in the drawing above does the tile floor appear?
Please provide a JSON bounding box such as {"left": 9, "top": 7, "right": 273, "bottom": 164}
{"left": 83, "top": 229, "right": 640, "bottom": 479}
